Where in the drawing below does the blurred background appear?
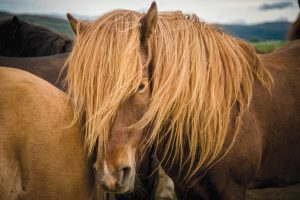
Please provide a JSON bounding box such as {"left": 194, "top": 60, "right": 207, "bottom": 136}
{"left": 0, "top": 0, "right": 299, "bottom": 53}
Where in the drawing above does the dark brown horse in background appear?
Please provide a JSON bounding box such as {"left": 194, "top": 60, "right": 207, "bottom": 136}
{"left": 288, "top": 14, "right": 300, "bottom": 40}
{"left": 0, "top": 14, "right": 70, "bottom": 90}
{"left": 65, "top": 2, "right": 300, "bottom": 199}
{"left": 0, "top": 54, "right": 68, "bottom": 91}
{"left": 0, "top": 14, "right": 71, "bottom": 91}
{"left": 287, "top": 0, "right": 300, "bottom": 40}
{"left": 0, "top": 16, "right": 72, "bottom": 56}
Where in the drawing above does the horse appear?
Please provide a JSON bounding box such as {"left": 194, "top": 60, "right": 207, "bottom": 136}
{"left": 65, "top": 2, "right": 300, "bottom": 199}
{"left": 0, "top": 53, "right": 68, "bottom": 91}
{"left": 288, "top": 13, "right": 300, "bottom": 40}
{"left": 287, "top": 0, "right": 300, "bottom": 40}
{"left": 0, "top": 66, "right": 102, "bottom": 199}
{"left": 0, "top": 16, "right": 73, "bottom": 57}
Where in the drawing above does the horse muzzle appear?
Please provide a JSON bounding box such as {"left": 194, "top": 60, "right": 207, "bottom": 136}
{"left": 95, "top": 165, "right": 135, "bottom": 194}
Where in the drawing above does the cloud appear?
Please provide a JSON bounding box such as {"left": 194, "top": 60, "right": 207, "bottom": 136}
{"left": 259, "top": 1, "right": 294, "bottom": 10}
{"left": 274, "top": 16, "right": 289, "bottom": 22}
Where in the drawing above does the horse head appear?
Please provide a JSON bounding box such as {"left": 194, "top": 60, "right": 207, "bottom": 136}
{"left": 0, "top": 16, "right": 21, "bottom": 56}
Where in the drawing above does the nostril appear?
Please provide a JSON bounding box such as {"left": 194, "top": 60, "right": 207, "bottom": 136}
{"left": 118, "top": 166, "right": 132, "bottom": 184}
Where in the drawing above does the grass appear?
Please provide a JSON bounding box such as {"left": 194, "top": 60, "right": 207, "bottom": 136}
{"left": 251, "top": 40, "right": 288, "bottom": 54}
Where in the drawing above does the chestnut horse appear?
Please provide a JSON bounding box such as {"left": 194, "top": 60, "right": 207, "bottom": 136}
{"left": 0, "top": 67, "right": 100, "bottom": 199}
{"left": 0, "top": 16, "right": 72, "bottom": 57}
{"left": 65, "top": 2, "right": 300, "bottom": 200}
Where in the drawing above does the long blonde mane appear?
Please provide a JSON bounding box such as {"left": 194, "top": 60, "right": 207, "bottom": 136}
{"left": 66, "top": 10, "right": 273, "bottom": 178}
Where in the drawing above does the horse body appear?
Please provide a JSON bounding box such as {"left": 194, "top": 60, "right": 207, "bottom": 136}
{"left": 0, "top": 67, "right": 96, "bottom": 199}
{"left": 0, "top": 53, "right": 68, "bottom": 91}
{"left": 164, "top": 40, "right": 300, "bottom": 200}
{"left": 253, "top": 42, "right": 300, "bottom": 186}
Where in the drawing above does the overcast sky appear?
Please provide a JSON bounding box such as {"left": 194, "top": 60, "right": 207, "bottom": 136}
{"left": 0, "top": 0, "right": 298, "bottom": 24}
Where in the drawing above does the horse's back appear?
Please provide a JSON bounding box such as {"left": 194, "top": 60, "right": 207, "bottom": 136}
{"left": 252, "top": 41, "right": 300, "bottom": 187}
{"left": 0, "top": 67, "right": 94, "bottom": 199}
{"left": 0, "top": 53, "right": 68, "bottom": 91}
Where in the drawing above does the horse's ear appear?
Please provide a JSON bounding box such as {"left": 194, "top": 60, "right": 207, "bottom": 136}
{"left": 140, "top": 1, "right": 158, "bottom": 45}
{"left": 67, "top": 13, "right": 85, "bottom": 35}
{"left": 10, "top": 16, "right": 19, "bottom": 29}
{"left": 10, "top": 16, "right": 20, "bottom": 38}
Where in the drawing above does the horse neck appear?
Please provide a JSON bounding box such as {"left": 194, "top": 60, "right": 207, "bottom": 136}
{"left": 155, "top": 104, "right": 241, "bottom": 182}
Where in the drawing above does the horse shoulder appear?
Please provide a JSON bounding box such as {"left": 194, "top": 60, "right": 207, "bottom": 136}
{"left": 0, "top": 67, "right": 94, "bottom": 199}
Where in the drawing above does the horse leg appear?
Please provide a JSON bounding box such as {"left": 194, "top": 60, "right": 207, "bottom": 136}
{"left": 218, "top": 180, "right": 246, "bottom": 200}
{"left": 174, "top": 179, "right": 246, "bottom": 200}
{"left": 174, "top": 185, "right": 210, "bottom": 200}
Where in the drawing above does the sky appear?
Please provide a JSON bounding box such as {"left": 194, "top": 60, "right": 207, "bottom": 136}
{"left": 0, "top": 0, "right": 299, "bottom": 24}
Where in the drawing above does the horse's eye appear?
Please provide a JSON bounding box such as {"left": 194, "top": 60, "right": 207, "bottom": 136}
{"left": 137, "top": 83, "right": 146, "bottom": 93}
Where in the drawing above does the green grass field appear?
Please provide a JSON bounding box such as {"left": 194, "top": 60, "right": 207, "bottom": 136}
{"left": 251, "top": 40, "right": 288, "bottom": 53}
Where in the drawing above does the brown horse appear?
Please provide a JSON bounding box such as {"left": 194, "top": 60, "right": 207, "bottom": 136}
{"left": 287, "top": 0, "right": 300, "bottom": 40}
{"left": 0, "top": 53, "right": 68, "bottom": 91}
{"left": 65, "top": 2, "right": 300, "bottom": 200}
{"left": 288, "top": 13, "right": 300, "bottom": 40}
{"left": 0, "top": 16, "right": 72, "bottom": 57}
{"left": 0, "top": 67, "right": 101, "bottom": 199}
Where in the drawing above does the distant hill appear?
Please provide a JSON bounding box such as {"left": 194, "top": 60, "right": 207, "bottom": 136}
{"left": 0, "top": 11, "right": 291, "bottom": 41}
{"left": 19, "top": 14, "right": 74, "bottom": 38}
{"left": 221, "top": 22, "right": 291, "bottom": 41}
